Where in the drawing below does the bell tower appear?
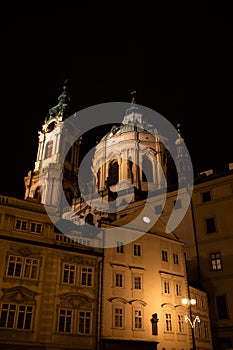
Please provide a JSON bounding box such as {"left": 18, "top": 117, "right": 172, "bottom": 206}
{"left": 24, "top": 81, "right": 81, "bottom": 210}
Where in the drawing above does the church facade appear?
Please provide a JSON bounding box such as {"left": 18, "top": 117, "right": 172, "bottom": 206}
{"left": 2, "top": 83, "right": 232, "bottom": 349}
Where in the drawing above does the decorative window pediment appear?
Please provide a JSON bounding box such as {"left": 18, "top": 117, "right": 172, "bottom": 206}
{"left": 1, "top": 286, "right": 38, "bottom": 304}
{"left": 60, "top": 293, "right": 94, "bottom": 309}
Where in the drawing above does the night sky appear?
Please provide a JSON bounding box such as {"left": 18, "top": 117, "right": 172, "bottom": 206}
{"left": 0, "top": 3, "right": 232, "bottom": 198}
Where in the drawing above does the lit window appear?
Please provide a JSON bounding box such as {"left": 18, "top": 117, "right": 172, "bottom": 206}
{"left": 133, "top": 244, "right": 141, "bottom": 257}
{"left": 116, "top": 241, "right": 124, "bottom": 253}
{"left": 81, "top": 267, "right": 93, "bottom": 287}
{"left": 63, "top": 263, "right": 76, "bottom": 284}
{"left": 58, "top": 309, "right": 72, "bottom": 333}
{"left": 205, "top": 217, "right": 216, "bottom": 233}
{"left": 114, "top": 308, "right": 123, "bottom": 328}
{"left": 210, "top": 253, "right": 222, "bottom": 270}
{"left": 162, "top": 250, "right": 168, "bottom": 262}
{"left": 78, "top": 311, "right": 91, "bottom": 334}
{"left": 0, "top": 303, "right": 33, "bottom": 330}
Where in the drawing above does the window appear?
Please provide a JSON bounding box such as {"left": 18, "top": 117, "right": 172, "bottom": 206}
{"left": 178, "top": 314, "right": 184, "bottom": 333}
{"left": 134, "top": 309, "right": 143, "bottom": 329}
{"left": 174, "top": 199, "right": 182, "bottom": 209}
{"left": 115, "top": 273, "right": 123, "bottom": 287}
{"left": 133, "top": 276, "right": 142, "bottom": 290}
{"left": 58, "top": 309, "right": 72, "bottom": 333}
{"left": 165, "top": 313, "right": 172, "bottom": 332}
{"left": 210, "top": 252, "right": 222, "bottom": 270}
{"left": 81, "top": 267, "right": 93, "bottom": 287}
{"left": 78, "top": 311, "right": 91, "bottom": 334}
{"left": 133, "top": 244, "right": 141, "bottom": 256}
{"left": 0, "top": 303, "right": 33, "bottom": 330}
{"left": 196, "top": 321, "right": 202, "bottom": 338}
{"left": 162, "top": 250, "right": 168, "bottom": 262}
{"left": 114, "top": 308, "right": 123, "bottom": 328}
{"left": 216, "top": 295, "right": 228, "bottom": 319}
{"left": 205, "top": 217, "right": 216, "bottom": 233}
{"left": 175, "top": 282, "right": 182, "bottom": 296}
{"left": 29, "top": 222, "right": 42, "bottom": 234}
{"left": 155, "top": 204, "right": 163, "bottom": 215}
{"left": 109, "top": 161, "right": 119, "bottom": 186}
{"left": 15, "top": 219, "right": 27, "bottom": 231}
{"left": 45, "top": 140, "right": 53, "bottom": 158}
{"left": 163, "top": 281, "right": 170, "bottom": 294}
{"left": 203, "top": 322, "right": 209, "bottom": 339}
{"left": 173, "top": 253, "right": 179, "bottom": 264}
{"left": 6, "top": 255, "right": 39, "bottom": 280}
{"left": 116, "top": 241, "right": 124, "bottom": 253}
{"left": 202, "top": 191, "right": 211, "bottom": 202}
{"left": 63, "top": 263, "right": 76, "bottom": 284}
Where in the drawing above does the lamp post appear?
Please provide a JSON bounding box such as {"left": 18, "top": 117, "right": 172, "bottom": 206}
{"left": 182, "top": 298, "right": 200, "bottom": 350}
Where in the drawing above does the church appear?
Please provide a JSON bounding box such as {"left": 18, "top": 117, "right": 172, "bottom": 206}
{"left": 1, "top": 82, "right": 232, "bottom": 350}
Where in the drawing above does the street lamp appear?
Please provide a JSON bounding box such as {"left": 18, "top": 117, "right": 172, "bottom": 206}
{"left": 181, "top": 298, "right": 200, "bottom": 328}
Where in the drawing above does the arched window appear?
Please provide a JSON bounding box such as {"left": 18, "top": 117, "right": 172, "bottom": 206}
{"left": 142, "top": 156, "right": 153, "bottom": 182}
{"left": 97, "top": 169, "right": 100, "bottom": 191}
{"left": 45, "top": 140, "right": 53, "bottom": 158}
{"left": 108, "top": 160, "right": 119, "bottom": 186}
{"left": 127, "top": 159, "right": 134, "bottom": 183}
{"left": 34, "top": 186, "right": 42, "bottom": 203}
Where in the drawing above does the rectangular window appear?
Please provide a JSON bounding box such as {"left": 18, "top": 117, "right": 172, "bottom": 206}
{"left": 164, "top": 281, "right": 170, "bottom": 294}
{"left": 205, "top": 217, "right": 216, "bottom": 233}
{"left": 202, "top": 191, "right": 211, "bottom": 202}
{"left": 162, "top": 250, "right": 168, "bottom": 262}
{"left": 58, "top": 309, "right": 72, "bottom": 333}
{"left": 29, "top": 222, "right": 42, "bottom": 234}
{"left": 15, "top": 219, "right": 28, "bottom": 231}
{"left": 78, "top": 311, "right": 91, "bottom": 334}
{"left": 216, "top": 295, "right": 228, "bottom": 319}
{"left": 63, "top": 263, "right": 76, "bottom": 284}
{"left": 173, "top": 253, "right": 179, "bottom": 264}
{"left": 115, "top": 273, "right": 123, "bottom": 287}
{"left": 114, "top": 308, "right": 123, "bottom": 328}
{"left": 81, "top": 267, "right": 93, "bottom": 287}
{"left": 134, "top": 309, "right": 142, "bottom": 329}
{"left": 203, "top": 322, "right": 209, "bottom": 339}
{"left": 0, "top": 303, "right": 33, "bottom": 330}
{"left": 6, "top": 255, "right": 39, "bottom": 280}
{"left": 133, "top": 244, "right": 141, "bottom": 256}
{"left": 210, "top": 252, "right": 222, "bottom": 270}
{"left": 174, "top": 199, "right": 182, "bottom": 209}
{"left": 196, "top": 321, "right": 202, "bottom": 338}
{"left": 133, "top": 276, "right": 142, "bottom": 290}
{"left": 165, "top": 313, "right": 172, "bottom": 331}
{"left": 175, "top": 282, "right": 182, "bottom": 296}
{"left": 116, "top": 241, "right": 124, "bottom": 253}
{"left": 178, "top": 314, "right": 184, "bottom": 333}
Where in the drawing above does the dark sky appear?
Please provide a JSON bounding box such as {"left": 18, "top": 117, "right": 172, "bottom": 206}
{"left": 0, "top": 3, "right": 233, "bottom": 198}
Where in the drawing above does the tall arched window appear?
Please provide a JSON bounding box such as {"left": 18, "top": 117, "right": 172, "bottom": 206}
{"left": 45, "top": 140, "right": 53, "bottom": 158}
{"left": 108, "top": 160, "right": 119, "bottom": 186}
{"left": 142, "top": 156, "right": 153, "bottom": 182}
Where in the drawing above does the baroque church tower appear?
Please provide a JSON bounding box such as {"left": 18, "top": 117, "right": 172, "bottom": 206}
{"left": 24, "top": 82, "right": 81, "bottom": 209}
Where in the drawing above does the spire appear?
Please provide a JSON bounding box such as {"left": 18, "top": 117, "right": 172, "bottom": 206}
{"left": 131, "top": 90, "right": 137, "bottom": 104}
